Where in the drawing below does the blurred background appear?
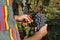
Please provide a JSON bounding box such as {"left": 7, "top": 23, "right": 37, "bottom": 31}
{"left": 12, "top": 0, "right": 60, "bottom": 40}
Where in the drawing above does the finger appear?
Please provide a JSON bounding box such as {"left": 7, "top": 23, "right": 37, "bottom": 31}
{"left": 26, "top": 15, "right": 33, "bottom": 23}
{"left": 46, "top": 24, "right": 48, "bottom": 29}
{"left": 42, "top": 24, "right": 47, "bottom": 29}
{"left": 44, "top": 24, "right": 48, "bottom": 30}
{"left": 44, "top": 24, "right": 48, "bottom": 33}
{"left": 15, "top": 15, "right": 28, "bottom": 21}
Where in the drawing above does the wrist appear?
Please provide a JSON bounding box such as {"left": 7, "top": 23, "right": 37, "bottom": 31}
{"left": 24, "top": 32, "right": 42, "bottom": 40}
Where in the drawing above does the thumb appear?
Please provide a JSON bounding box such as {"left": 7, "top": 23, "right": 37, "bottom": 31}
{"left": 39, "top": 24, "right": 48, "bottom": 32}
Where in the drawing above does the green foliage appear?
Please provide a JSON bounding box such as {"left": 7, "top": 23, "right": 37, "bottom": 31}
{"left": 13, "top": 0, "right": 60, "bottom": 40}
{"left": 43, "top": 0, "right": 50, "bottom": 6}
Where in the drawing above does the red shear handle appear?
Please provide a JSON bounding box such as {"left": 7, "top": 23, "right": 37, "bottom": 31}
{"left": 26, "top": 15, "right": 33, "bottom": 23}
{"left": 22, "top": 15, "right": 33, "bottom": 27}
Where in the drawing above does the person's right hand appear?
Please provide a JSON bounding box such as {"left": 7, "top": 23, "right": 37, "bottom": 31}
{"left": 14, "top": 14, "right": 33, "bottom": 26}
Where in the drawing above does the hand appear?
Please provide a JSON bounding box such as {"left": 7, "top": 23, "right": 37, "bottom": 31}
{"left": 38, "top": 24, "right": 48, "bottom": 38}
{"left": 24, "top": 24, "right": 48, "bottom": 40}
{"left": 14, "top": 14, "right": 33, "bottom": 26}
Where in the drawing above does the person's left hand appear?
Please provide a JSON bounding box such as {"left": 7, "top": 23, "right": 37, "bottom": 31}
{"left": 24, "top": 24, "right": 48, "bottom": 40}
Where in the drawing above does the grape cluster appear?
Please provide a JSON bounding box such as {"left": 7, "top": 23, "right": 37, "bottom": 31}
{"left": 17, "top": 12, "right": 47, "bottom": 39}
{"left": 31, "top": 12, "right": 47, "bottom": 31}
